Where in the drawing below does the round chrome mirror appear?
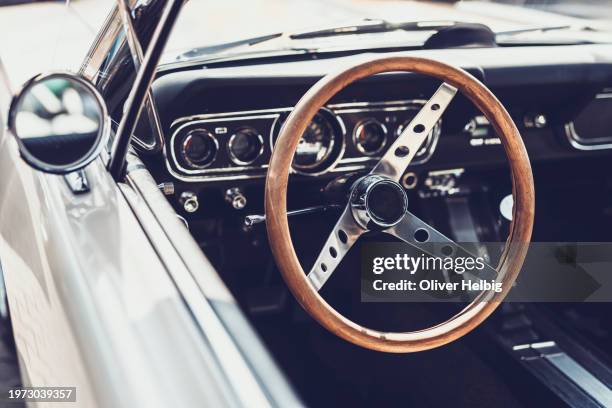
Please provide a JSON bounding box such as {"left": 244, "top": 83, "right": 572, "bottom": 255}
{"left": 8, "top": 73, "right": 109, "bottom": 174}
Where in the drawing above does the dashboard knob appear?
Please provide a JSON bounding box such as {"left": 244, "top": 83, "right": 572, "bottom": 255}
{"left": 179, "top": 191, "right": 199, "bottom": 213}
{"left": 225, "top": 187, "right": 247, "bottom": 210}
{"left": 534, "top": 114, "right": 547, "bottom": 128}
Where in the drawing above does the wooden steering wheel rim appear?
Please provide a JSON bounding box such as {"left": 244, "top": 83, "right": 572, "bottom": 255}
{"left": 265, "top": 56, "right": 535, "bottom": 353}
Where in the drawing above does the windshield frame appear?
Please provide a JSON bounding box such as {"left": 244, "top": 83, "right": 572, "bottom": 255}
{"left": 80, "top": 0, "right": 612, "bottom": 163}
{"left": 80, "top": 0, "right": 167, "bottom": 156}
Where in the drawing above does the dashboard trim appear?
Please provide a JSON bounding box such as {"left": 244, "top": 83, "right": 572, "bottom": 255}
{"left": 327, "top": 99, "right": 428, "bottom": 109}
{"left": 170, "top": 114, "right": 279, "bottom": 176}
{"left": 170, "top": 108, "right": 291, "bottom": 128}
{"left": 166, "top": 99, "right": 441, "bottom": 182}
{"left": 565, "top": 91, "right": 612, "bottom": 151}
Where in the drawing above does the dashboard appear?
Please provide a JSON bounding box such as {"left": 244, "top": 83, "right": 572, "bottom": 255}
{"left": 148, "top": 44, "right": 612, "bottom": 214}
{"left": 168, "top": 99, "right": 440, "bottom": 182}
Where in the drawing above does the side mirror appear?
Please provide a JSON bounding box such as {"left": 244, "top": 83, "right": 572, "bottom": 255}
{"left": 8, "top": 72, "right": 109, "bottom": 174}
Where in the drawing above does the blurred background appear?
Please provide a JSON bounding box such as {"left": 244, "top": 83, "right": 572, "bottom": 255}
{"left": 1, "top": 0, "right": 612, "bottom": 88}
{"left": 483, "top": 0, "right": 612, "bottom": 19}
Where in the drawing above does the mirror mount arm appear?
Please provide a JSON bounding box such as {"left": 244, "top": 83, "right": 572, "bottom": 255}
{"left": 108, "top": 0, "right": 184, "bottom": 180}
{"left": 116, "top": 0, "right": 166, "bottom": 154}
{"left": 117, "top": 0, "right": 146, "bottom": 64}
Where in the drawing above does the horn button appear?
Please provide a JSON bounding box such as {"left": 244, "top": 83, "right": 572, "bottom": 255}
{"left": 350, "top": 175, "right": 408, "bottom": 229}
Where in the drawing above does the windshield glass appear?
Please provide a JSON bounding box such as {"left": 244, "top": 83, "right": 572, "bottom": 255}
{"left": 162, "top": 0, "right": 612, "bottom": 64}
{"left": 0, "top": 0, "right": 114, "bottom": 86}
{"left": 474, "top": 0, "right": 612, "bottom": 21}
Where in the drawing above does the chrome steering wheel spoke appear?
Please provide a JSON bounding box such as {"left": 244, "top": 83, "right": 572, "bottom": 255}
{"left": 384, "top": 211, "right": 498, "bottom": 281}
{"left": 307, "top": 206, "right": 366, "bottom": 291}
{"left": 371, "top": 82, "right": 457, "bottom": 181}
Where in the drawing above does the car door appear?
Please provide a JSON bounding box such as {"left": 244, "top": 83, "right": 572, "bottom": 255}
{"left": 0, "top": 62, "right": 288, "bottom": 408}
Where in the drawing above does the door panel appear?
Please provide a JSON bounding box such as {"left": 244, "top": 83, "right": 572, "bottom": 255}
{"left": 0, "top": 135, "right": 236, "bottom": 407}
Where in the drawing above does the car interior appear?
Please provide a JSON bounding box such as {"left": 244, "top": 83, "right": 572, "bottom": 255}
{"left": 99, "top": 7, "right": 612, "bottom": 407}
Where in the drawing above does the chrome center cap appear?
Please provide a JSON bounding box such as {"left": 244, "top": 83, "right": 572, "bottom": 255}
{"left": 350, "top": 175, "right": 408, "bottom": 229}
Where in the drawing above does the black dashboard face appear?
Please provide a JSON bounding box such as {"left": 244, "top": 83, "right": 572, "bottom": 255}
{"left": 167, "top": 99, "right": 440, "bottom": 182}
{"left": 149, "top": 44, "right": 612, "bottom": 211}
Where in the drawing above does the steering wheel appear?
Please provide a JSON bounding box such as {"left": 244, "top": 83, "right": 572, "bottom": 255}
{"left": 265, "top": 56, "right": 535, "bottom": 353}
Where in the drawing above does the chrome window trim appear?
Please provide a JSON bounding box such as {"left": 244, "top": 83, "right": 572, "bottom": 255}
{"left": 80, "top": 1, "right": 165, "bottom": 154}
{"left": 166, "top": 99, "right": 440, "bottom": 182}
{"left": 108, "top": 0, "right": 184, "bottom": 180}
{"left": 118, "top": 0, "right": 167, "bottom": 153}
{"left": 122, "top": 161, "right": 273, "bottom": 408}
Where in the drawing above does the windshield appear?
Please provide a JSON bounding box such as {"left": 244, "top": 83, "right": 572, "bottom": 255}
{"left": 0, "top": 0, "right": 114, "bottom": 86}
{"left": 162, "top": 0, "right": 612, "bottom": 64}
{"left": 475, "top": 0, "right": 612, "bottom": 20}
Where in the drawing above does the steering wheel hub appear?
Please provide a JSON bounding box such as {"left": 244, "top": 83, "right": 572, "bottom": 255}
{"left": 350, "top": 175, "right": 408, "bottom": 229}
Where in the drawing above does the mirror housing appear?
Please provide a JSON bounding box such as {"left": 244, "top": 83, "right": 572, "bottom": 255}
{"left": 8, "top": 72, "right": 109, "bottom": 174}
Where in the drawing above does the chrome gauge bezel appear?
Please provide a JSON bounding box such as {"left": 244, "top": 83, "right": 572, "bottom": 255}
{"left": 180, "top": 128, "right": 219, "bottom": 169}
{"left": 352, "top": 118, "right": 388, "bottom": 156}
{"left": 291, "top": 118, "right": 336, "bottom": 171}
{"left": 330, "top": 99, "right": 441, "bottom": 166}
{"left": 169, "top": 112, "right": 280, "bottom": 177}
{"left": 270, "top": 107, "right": 346, "bottom": 176}
{"left": 227, "top": 127, "right": 265, "bottom": 166}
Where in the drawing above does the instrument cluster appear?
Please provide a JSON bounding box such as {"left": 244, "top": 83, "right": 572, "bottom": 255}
{"left": 167, "top": 100, "right": 441, "bottom": 182}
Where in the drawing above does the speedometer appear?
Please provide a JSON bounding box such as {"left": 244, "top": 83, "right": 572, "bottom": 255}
{"left": 293, "top": 112, "right": 336, "bottom": 171}
{"left": 273, "top": 109, "right": 344, "bottom": 175}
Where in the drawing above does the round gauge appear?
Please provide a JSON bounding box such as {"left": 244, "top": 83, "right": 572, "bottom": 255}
{"left": 181, "top": 129, "right": 218, "bottom": 168}
{"left": 228, "top": 127, "right": 264, "bottom": 165}
{"left": 353, "top": 119, "right": 387, "bottom": 155}
{"left": 272, "top": 109, "right": 344, "bottom": 175}
{"left": 292, "top": 112, "right": 337, "bottom": 171}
